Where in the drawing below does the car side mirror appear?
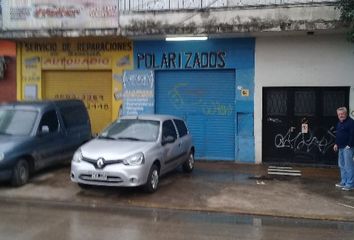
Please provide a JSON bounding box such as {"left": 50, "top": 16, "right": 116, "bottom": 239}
{"left": 162, "top": 135, "right": 176, "bottom": 145}
{"left": 38, "top": 125, "right": 50, "bottom": 136}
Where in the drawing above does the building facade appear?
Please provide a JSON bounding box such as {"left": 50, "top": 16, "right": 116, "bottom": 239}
{"left": 1, "top": 0, "right": 353, "bottom": 165}
{"left": 255, "top": 34, "right": 354, "bottom": 165}
{"left": 134, "top": 38, "right": 255, "bottom": 161}
{"left": 17, "top": 38, "right": 132, "bottom": 134}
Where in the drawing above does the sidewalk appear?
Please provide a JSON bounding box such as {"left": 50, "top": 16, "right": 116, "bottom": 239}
{"left": 0, "top": 161, "right": 353, "bottom": 221}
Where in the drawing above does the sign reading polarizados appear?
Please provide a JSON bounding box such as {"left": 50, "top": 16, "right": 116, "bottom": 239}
{"left": 2, "top": 0, "right": 118, "bottom": 29}
{"left": 122, "top": 70, "right": 154, "bottom": 116}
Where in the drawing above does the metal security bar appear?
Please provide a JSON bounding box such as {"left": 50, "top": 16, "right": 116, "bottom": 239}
{"left": 118, "top": 0, "right": 337, "bottom": 12}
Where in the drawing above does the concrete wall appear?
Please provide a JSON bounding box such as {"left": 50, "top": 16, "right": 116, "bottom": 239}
{"left": 254, "top": 34, "right": 354, "bottom": 164}
{"left": 0, "top": 2, "right": 342, "bottom": 38}
{"left": 119, "top": 0, "right": 337, "bottom": 11}
{"left": 119, "top": 4, "right": 341, "bottom": 37}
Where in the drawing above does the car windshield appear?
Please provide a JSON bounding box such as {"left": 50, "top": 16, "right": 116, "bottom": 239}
{"left": 0, "top": 109, "right": 38, "bottom": 136}
{"left": 99, "top": 119, "right": 160, "bottom": 142}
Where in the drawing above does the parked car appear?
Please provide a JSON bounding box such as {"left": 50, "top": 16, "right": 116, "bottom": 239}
{"left": 0, "top": 100, "right": 91, "bottom": 186}
{"left": 71, "top": 115, "right": 195, "bottom": 193}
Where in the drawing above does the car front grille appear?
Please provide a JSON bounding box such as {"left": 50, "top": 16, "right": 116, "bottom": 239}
{"left": 82, "top": 157, "right": 123, "bottom": 169}
{"left": 79, "top": 174, "right": 123, "bottom": 183}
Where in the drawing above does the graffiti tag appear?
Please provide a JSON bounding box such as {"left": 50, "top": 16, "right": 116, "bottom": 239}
{"left": 274, "top": 127, "right": 336, "bottom": 154}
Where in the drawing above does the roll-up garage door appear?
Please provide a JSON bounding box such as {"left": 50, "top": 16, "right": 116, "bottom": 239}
{"left": 43, "top": 71, "right": 112, "bottom": 134}
{"left": 156, "top": 70, "right": 235, "bottom": 160}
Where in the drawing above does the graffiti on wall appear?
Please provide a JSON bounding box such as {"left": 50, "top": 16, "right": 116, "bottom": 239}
{"left": 274, "top": 126, "right": 336, "bottom": 154}
{"left": 168, "top": 81, "right": 232, "bottom": 116}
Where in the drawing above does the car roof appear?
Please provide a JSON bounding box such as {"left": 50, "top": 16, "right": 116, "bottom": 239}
{"left": 0, "top": 100, "right": 82, "bottom": 111}
{"left": 120, "top": 114, "right": 184, "bottom": 122}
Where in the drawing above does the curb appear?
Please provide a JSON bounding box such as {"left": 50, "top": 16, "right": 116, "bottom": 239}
{"left": 1, "top": 195, "right": 354, "bottom": 223}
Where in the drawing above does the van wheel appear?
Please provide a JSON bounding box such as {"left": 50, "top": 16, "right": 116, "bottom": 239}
{"left": 11, "top": 159, "right": 30, "bottom": 187}
{"left": 182, "top": 152, "right": 194, "bottom": 173}
{"left": 144, "top": 164, "right": 159, "bottom": 193}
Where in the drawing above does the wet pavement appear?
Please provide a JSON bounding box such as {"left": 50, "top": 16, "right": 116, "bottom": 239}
{"left": 0, "top": 200, "right": 353, "bottom": 240}
{"left": 0, "top": 162, "right": 354, "bottom": 221}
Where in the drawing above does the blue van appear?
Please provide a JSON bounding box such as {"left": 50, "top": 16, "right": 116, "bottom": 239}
{"left": 0, "top": 100, "right": 91, "bottom": 186}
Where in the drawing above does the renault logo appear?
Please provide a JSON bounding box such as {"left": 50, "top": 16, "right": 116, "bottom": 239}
{"left": 96, "top": 158, "right": 105, "bottom": 169}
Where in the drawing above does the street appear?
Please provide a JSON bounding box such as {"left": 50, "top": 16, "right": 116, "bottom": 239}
{"left": 0, "top": 200, "right": 353, "bottom": 240}
{"left": 1, "top": 162, "right": 354, "bottom": 221}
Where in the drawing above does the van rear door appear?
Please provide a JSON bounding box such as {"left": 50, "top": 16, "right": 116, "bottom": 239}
{"left": 58, "top": 104, "right": 91, "bottom": 157}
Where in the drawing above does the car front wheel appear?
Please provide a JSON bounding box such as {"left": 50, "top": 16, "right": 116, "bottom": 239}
{"left": 144, "top": 164, "right": 159, "bottom": 193}
{"left": 182, "top": 152, "right": 194, "bottom": 173}
{"left": 11, "top": 159, "right": 30, "bottom": 187}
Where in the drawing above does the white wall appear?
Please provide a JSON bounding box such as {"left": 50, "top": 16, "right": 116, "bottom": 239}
{"left": 254, "top": 34, "right": 354, "bottom": 164}
{"left": 119, "top": 5, "right": 339, "bottom": 37}
{"left": 119, "top": 0, "right": 337, "bottom": 11}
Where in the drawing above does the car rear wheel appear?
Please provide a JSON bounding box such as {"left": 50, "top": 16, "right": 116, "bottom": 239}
{"left": 182, "top": 152, "right": 194, "bottom": 173}
{"left": 11, "top": 159, "right": 30, "bottom": 187}
{"left": 144, "top": 164, "right": 159, "bottom": 193}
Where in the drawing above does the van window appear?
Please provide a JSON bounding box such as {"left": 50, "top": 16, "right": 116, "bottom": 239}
{"left": 39, "top": 110, "right": 59, "bottom": 133}
{"left": 0, "top": 110, "right": 37, "bottom": 136}
{"left": 60, "top": 106, "right": 87, "bottom": 130}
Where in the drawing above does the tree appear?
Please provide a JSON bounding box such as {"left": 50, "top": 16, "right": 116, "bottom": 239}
{"left": 337, "top": 0, "right": 354, "bottom": 42}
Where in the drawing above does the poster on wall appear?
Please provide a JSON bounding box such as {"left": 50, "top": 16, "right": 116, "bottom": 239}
{"left": 2, "top": 0, "right": 118, "bottom": 30}
{"left": 122, "top": 70, "right": 154, "bottom": 116}
{"left": 24, "top": 84, "right": 38, "bottom": 100}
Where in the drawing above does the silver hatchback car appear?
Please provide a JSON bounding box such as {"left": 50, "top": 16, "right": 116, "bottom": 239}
{"left": 71, "top": 115, "right": 195, "bottom": 192}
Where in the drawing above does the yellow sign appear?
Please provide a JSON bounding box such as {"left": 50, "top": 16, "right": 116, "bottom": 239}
{"left": 19, "top": 38, "right": 133, "bottom": 134}
{"left": 42, "top": 57, "right": 65, "bottom": 70}
{"left": 41, "top": 56, "right": 112, "bottom": 70}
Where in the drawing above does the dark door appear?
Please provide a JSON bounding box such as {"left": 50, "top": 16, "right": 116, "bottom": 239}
{"left": 263, "top": 87, "right": 349, "bottom": 165}
{"left": 35, "top": 110, "right": 65, "bottom": 169}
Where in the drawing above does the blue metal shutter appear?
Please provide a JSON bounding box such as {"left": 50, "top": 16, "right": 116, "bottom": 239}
{"left": 156, "top": 70, "right": 235, "bottom": 160}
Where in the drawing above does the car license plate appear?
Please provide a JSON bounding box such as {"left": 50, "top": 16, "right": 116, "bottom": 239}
{"left": 91, "top": 172, "right": 107, "bottom": 181}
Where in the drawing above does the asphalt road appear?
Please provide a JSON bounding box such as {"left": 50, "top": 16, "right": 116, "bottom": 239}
{"left": 1, "top": 162, "right": 354, "bottom": 221}
{"left": 0, "top": 200, "right": 353, "bottom": 240}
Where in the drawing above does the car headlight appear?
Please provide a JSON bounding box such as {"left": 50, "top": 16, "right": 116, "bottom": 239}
{"left": 0, "top": 152, "right": 4, "bottom": 161}
{"left": 72, "top": 149, "right": 83, "bottom": 163}
{"left": 123, "top": 152, "right": 145, "bottom": 166}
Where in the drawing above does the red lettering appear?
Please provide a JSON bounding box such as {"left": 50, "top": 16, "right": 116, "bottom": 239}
{"left": 89, "top": 58, "right": 97, "bottom": 65}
